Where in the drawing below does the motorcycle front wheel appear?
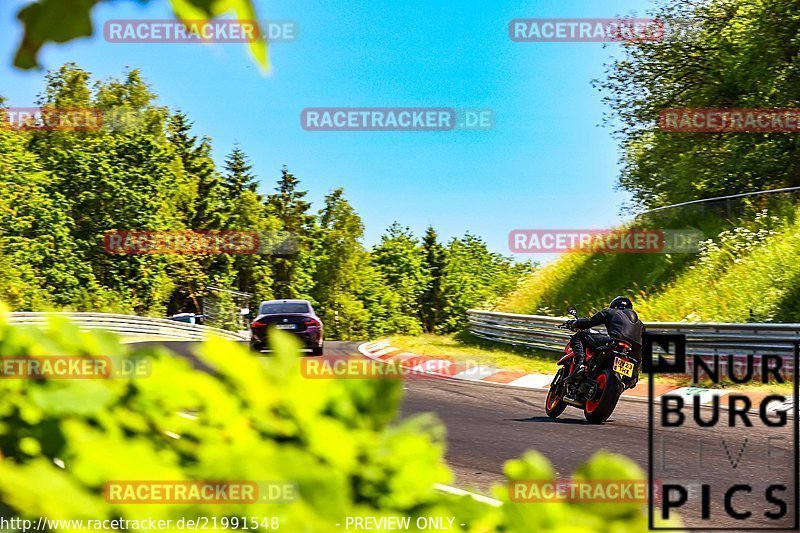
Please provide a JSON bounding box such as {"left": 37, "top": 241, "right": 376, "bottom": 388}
{"left": 545, "top": 368, "right": 568, "bottom": 418}
{"left": 583, "top": 369, "right": 623, "bottom": 424}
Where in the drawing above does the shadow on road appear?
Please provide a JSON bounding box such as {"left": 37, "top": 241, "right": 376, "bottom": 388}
{"left": 509, "top": 416, "right": 589, "bottom": 425}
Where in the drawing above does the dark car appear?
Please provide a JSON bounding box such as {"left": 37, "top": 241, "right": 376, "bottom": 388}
{"left": 250, "top": 299, "right": 324, "bottom": 355}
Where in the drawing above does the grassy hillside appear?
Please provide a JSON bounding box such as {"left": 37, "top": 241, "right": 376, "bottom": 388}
{"left": 498, "top": 203, "right": 800, "bottom": 323}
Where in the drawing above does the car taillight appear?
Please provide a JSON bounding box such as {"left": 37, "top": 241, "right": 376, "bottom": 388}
{"left": 304, "top": 318, "right": 319, "bottom": 327}
{"left": 251, "top": 320, "right": 268, "bottom": 328}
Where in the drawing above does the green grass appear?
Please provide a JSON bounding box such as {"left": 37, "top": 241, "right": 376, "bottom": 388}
{"left": 386, "top": 333, "right": 793, "bottom": 394}
{"left": 638, "top": 217, "right": 800, "bottom": 322}
{"left": 497, "top": 205, "right": 800, "bottom": 323}
{"left": 387, "top": 332, "right": 563, "bottom": 374}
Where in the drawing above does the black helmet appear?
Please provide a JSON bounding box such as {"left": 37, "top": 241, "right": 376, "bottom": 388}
{"left": 609, "top": 296, "right": 633, "bottom": 310}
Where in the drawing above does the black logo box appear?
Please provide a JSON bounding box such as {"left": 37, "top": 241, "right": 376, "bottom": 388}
{"left": 646, "top": 333, "right": 799, "bottom": 531}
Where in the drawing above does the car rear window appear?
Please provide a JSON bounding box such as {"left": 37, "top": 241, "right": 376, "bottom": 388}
{"left": 259, "top": 302, "right": 310, "bottom": 314}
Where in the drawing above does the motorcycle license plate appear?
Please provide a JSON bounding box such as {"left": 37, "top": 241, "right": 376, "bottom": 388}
{"left": 613, "top": 357, "right": 634, "bottom": 378}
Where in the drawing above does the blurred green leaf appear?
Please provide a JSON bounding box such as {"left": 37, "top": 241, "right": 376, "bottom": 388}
{"left": 14, "top": 0, "right": 96, "bottom": 69}
{"left": 169, "top": 0, "right": 268, "bottom": 70}
{"left": 14, "top": 0, "right": 268, "bottom": 71}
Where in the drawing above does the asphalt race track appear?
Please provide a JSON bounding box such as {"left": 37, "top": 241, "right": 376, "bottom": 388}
{"left": 147, "top": 340, "right": 796, "bottom": 529}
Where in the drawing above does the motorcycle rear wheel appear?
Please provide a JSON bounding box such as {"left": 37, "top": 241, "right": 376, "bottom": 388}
{"left": 583, "top": 369, "right": 623, "bottom": 424}
{"left": 545, "top": 368, "right": 568, "bottom": 418}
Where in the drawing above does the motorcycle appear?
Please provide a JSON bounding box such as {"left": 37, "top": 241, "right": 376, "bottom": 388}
{"left": 544, "top": 306, "right": 638, "bottom": 424}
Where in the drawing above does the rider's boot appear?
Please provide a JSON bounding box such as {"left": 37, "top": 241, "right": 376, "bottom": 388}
{"left": 565, "top": 341, "right": 587, "bottom": 383}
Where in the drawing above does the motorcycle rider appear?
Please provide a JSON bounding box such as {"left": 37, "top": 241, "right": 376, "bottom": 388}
{"left": 564, "top": 296, "right": 644, "bottom": 386}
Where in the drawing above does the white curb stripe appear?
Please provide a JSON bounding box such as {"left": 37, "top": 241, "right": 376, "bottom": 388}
{"left": 433, "top": 483, "right": 502, "bottom": 507}
{"left": 506, "top": 373, "right": 554, "bottom": 389}
{"left": 372, "top": 347, "right": 400, "bottom": 357}
{"left": 453, "top": 365, "right": 500, "bottom": 381}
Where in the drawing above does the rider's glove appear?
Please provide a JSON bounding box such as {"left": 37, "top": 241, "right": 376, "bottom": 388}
{"left": 565, "top": 320, "right": 576, "bottom": 330}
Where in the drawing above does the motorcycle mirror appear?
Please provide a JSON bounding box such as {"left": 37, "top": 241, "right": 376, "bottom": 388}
{"left": 567, "top": 305, "right": 578, "bottom": 318}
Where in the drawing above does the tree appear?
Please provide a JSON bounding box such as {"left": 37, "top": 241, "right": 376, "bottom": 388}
{"left": 0, "top": 122, "right": 80, "bottom": 310}
{"left": 165, "top": 112, "right": 229, "bottom": 314}
{"left": 371, "top": 224, "right": 429, "bottom": 335}
{"left": 0, "top": 64, "right": 283, "bottom": 318}
{"left": 596, "top": 0, "right": 800, "bottom": 212}
{"left": 441, "top": 234, "right": 533, "bottom": 331}
{"left": 266, "top": 166, "right": 314, "bottom": 299}
{"left": 311, "top": 189, "right": 370, "bottom": 339}
{"left": 420, "top": 226, "right": 446, "bottom": 333}
{"left": 169, "top": 112, "right": 227, "bottom": 229}
{"left": 1, "top": 62, "right": 534, "bottom": 335}
{"left": 220, "top": 146, "right": 277, "bottom": 303}
{"left": 28, "top": 64, "right": 181, "bottom": 315}
{"left": 223, "top": 146, "right": 258, "bottom": 203}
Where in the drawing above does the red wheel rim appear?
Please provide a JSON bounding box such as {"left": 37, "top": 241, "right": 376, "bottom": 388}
{"left": 546, "top": 388, "right": 560, "bottom": 410}
{"left": 585, "top": 373, "right": 606, "bottom": 413}
{"left": 546, "top": 374, "right": 563, "bottom": 409}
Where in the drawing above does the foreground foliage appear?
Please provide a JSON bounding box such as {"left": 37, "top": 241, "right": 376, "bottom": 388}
{"left": 13, "top": 0, "right": 267, "bottom": 71}
{"left": 0, "top": 317, "right": 676, "bottom": 531}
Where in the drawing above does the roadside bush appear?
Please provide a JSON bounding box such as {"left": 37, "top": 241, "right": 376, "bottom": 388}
{"left": 498, "top": 206, "right": 800, "bottom": 323}
{"left": 0, "top": 313, "right": 679, "bottom": 531}
{"left": 639, "top": 208, "right": 800, "bottom": 321}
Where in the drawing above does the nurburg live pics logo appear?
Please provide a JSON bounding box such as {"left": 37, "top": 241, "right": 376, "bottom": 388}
{"left": 645, "top": 333, "right": 799, "bottom": 530}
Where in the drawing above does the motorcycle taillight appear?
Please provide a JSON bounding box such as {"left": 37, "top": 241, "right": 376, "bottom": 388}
{"left": 614, "top": 341, "right": 631, "bottom": 354}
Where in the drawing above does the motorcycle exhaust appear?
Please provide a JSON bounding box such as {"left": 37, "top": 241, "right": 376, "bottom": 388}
{"left": 563, "top": 395, "right": 583, "bottom": 407}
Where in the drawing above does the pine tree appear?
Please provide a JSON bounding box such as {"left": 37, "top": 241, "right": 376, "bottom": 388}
{"left": 420, "top": 226, "right": 446, "bottom": 332}
{"left": 219, "top": 146, "right": 279, "bottom": 302}
{"left": 166, "top": 112, "right": 233, "bottom": 314}
{"left": 223, "top": 145, "right": 258, "bottom": 202}
{"left": 168, "top": 112, "right": 226, "bottom": 229}
{"left": 266, "top": 166, "right": 314, "bottom": 298}
{"left": 311, "top": 188, "right": 368, "bottom": 339}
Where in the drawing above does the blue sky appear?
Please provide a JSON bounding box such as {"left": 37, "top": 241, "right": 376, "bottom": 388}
{"left": 0, "top": 0, "right": 657, "bottom": 260}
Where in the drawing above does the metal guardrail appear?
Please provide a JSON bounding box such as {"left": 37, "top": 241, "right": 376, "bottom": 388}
{"left": 3, "top": 312, "right": 247, "bottom": 342}
{"left": 468, "top": 309, "right": 800, "bottom": 375}
{"left": 639, "top": 185, "right": 800, "bottom": 215}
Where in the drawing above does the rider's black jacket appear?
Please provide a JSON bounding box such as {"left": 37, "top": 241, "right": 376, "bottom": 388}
{"left": 573, "top": 308, "right": 644, "bottom": 356}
